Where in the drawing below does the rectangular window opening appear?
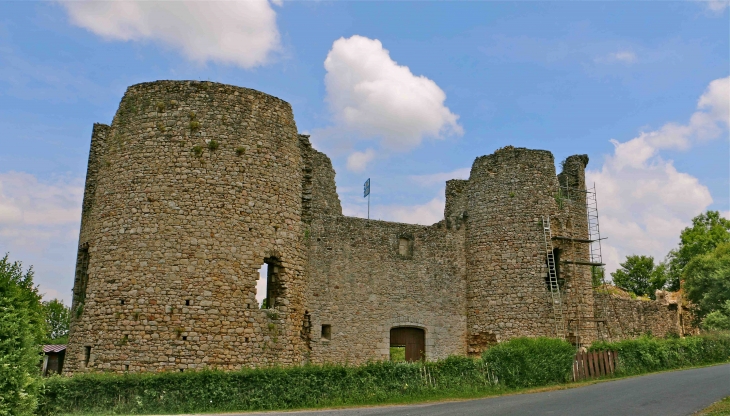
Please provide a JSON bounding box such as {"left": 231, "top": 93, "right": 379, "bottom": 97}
{"left": 321, "top": 324, "right": 332, "bottom": 340}
{"left": 124, "top": 364, "right": 129, "bottom": 372}
{"left": 182, "top": 336, "right": 187, "bottom": 341}
{"left": 185, "top": 299, "right": 190, "bottom": 306}
{"left": 84, "top": 346, "right": 91, "bottom": 367}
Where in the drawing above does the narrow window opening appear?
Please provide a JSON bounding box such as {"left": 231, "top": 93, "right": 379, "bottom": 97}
{"left": 321, "top": 324, "right": 332, "bottom": 340}
{"left": 256, "top": 257, "right": 283, "bottom": 309}
{"left": 398, "top": 237, "right": 410, "bottom": 257}
{"left": 185, "top": 299, "right": 190, "bottom": 306}
{"left": 124, "top": 364, "right": 129, "bottom": 372}
{"left": 84, "top": 346, "right": 91, "bottom": 367}
{"left": 120, "top": 299, "right": 125, "bottom": 305}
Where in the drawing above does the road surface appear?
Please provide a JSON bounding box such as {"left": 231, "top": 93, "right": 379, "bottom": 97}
{"left": 219, "top": 363, "right": 730, "bottom": 416}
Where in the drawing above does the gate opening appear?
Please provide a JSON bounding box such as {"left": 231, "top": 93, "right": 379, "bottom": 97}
{"left": 390, "top": 327, "right": 425, "bottom": 362}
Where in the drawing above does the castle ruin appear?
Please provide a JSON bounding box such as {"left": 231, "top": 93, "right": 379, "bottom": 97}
{"left": 64, "top": 81, "right": 689, "bottom": 374}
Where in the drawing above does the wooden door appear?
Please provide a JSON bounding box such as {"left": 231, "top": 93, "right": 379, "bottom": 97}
{"left": 390, "top": 327, "right": 425, "bottom": 362}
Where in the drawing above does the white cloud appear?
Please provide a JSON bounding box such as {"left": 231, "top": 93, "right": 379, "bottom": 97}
{"left": 701, "top": 0, "right": 729, "bottom": 13}
{"left": 595, "top": 51, "right": 637, "bottom": 65}
{"left": 0, "top": 172, "right": 84, "bottom": 303}
{"left": 409, "top": 167, "right": 470, "bottom": 187}
{"left": 323, "top": 35, "right": 463, "bottom": 155}
{"left": 384, "top": 197, "right": 445, "bottom": 225}
{"left": 59, "top": 0, "right": 281, "bottom": 68}
{"left": 346, "top": 148, "right": 376, "bottom": 173}
{"left": 587, "top": 76, "right": 729, "bottom": 275}
{"left": 342, "top": 197, "right": 444, "bottom": 226}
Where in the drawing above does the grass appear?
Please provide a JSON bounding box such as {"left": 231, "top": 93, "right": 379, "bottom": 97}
{"left": 696, "top": 397, "right": 730, "bottom": 416}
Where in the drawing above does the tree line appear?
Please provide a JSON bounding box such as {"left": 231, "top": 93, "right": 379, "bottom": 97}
{"left": 608, "top": 211, "right": 730, "bottom": 331}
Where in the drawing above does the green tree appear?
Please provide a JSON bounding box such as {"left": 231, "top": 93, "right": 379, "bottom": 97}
{"left": 43, "top": 299, "right": 70, "bottom": 344}
{"left": 702, "top": 300, "right": 730, "bottom": 331}
{"left": 611, "top": 255, "right": 666, "bottom": 299}
{"left": 665, "top": 211, "right": 730, "bottom": 291}
{"left": 683, "top": 242, "right": 730, "bottom": 323}
{"left": 0, "top": 254, "right": 46, "bottom": 415}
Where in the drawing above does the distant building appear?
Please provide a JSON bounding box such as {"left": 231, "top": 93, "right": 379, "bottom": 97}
{"left": 41, "top": 345, "right": 66, "bottom": 376}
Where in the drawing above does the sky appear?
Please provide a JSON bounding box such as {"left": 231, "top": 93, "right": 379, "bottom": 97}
{"left": 0, "top": 0, "right": 728, "bottom": 304}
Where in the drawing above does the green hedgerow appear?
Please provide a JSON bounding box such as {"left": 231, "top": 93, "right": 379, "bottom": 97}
{"left": 482, "top": 337, "right": 575, "bottom": 388}
{"left": 590, "top": 333, "right": 730, "bottom": 376}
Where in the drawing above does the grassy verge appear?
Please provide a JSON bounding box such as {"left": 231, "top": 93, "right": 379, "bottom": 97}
{"left": 695, "top": 396, "right": 730, "bottom": 416}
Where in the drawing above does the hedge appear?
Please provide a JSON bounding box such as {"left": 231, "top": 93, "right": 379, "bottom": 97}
{"left": 37, "top": 334, "right": 730, "bottom": 415}
{"left": 590, "top": 332, "right": 730, "bottom": 376}
{"left": 482, "top": 337, "right": 575, "bottom": 388}
{"left": 38, "top": 357, "right": 497, "bottom": 415}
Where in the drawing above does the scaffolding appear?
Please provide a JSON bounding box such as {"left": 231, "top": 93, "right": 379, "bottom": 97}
{"left": 542, "top": 215, "right": 566, "bottom": 340}
{"left": 554, "top": 184, "right": 623, "bottom": 346}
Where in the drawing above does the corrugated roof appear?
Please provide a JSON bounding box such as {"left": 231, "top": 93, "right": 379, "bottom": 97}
{"left": 43, "top": 344, "right": 67, "bottom": 353}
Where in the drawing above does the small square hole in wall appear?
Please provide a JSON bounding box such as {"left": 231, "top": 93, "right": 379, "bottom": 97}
{"left": 120, "top": 299, "right": 125, "bottom": 305}
{"left": 185, "top": 299, "right": 190, "bottom": 306}
{"left": 124, "top": 364, "right": 129, "bottom": 372}
{"left": 182, "top": 336, "right": 187, "bottom": 341}
{"left": 179, "top": 368, "right": 184, "bottom": 373}
{"left": 321, "top": 324, "right": 332, "bottom": 340}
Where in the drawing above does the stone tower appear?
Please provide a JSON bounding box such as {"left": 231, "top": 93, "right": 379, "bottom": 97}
{"left": 462, "top": 147, "right": 595, "bottom": 355}
{"left": 65, "top": 81, "right": 308, "bottom": 373}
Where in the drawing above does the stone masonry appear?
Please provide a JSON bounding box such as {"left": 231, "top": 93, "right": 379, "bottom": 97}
{"left": 65, "top": 81, "right": 689, "bottom": 374}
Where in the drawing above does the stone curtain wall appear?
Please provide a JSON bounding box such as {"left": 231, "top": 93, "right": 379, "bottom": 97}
{"left": 305, "top": 216, "right": 467, "bottom": 364}
{"left": 595, "top": 294, "right": 680, "bottom": 338}
{"left": 65, "top": 81, "right": 308, "bottom": 374}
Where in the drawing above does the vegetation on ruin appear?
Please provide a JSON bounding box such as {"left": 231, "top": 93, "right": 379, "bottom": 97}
{"left": 207, "top": 140, "right": 219, "bottom": 150}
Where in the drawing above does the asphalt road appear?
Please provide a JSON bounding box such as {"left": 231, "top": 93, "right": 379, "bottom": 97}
{"left": 222, "top": 364, "right": 730, "bottom": 416}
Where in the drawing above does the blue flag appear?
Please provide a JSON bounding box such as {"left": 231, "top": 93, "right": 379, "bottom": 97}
{"left": 364, "top": 178, "right": 370, "bottom": 197}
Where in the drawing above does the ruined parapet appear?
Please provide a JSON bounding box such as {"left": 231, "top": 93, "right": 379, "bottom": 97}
{"left": 553, "top": 155, "right": 595, "bottom": 345}
{"left": 445, "top": 179, "right": 468, "bottom": 230}
{"left": 299, "top": 136, "right": 342, "bottom": 221}
{"left": 65, "top": 81, "right": 308, "bottom": 374}
{"left": 70, "top": 123, "right": 110, "bottom": 321}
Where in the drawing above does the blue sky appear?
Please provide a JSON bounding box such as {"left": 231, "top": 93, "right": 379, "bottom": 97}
{"left": 0, "top": 1, "right": 728, "bottom": 303}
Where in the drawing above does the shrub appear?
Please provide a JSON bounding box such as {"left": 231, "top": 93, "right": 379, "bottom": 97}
{"left": 590, "top": 333, "right": 730, "bottom": 376}
{"left": 207, "top": 140, "right": 219, "bottom": 150}
{"left": 0, "top": 255, "right": 46, "bottom": 416}
{"left": 482, "top": 337, "right": 575, "bottom": 388}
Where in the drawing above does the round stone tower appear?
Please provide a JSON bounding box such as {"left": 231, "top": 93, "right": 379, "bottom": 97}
{"left": 65, "top": 81, "right": 307, "bottom": 373}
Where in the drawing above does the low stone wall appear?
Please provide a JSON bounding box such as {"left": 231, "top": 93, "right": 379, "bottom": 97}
{"left": 595, "top": 294, "right": 680, "bottom": 338}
